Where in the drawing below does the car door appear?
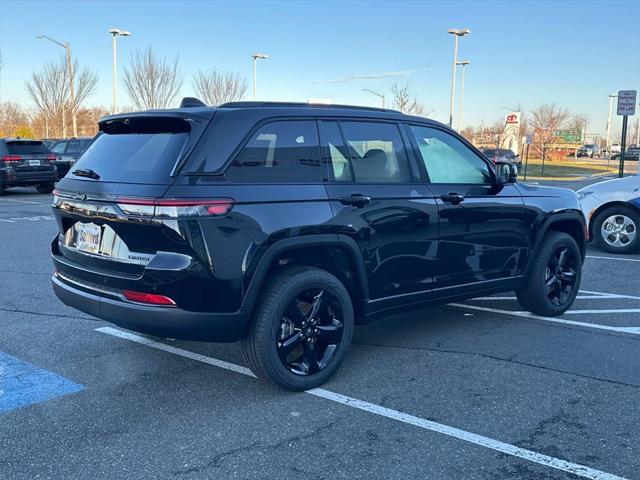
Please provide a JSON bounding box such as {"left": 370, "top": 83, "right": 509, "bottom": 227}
{"left": 406, "top": 124, "right": 527, "bottom": 290}
{"left": 320, "top": 119, "right": 438, "bottom": 305}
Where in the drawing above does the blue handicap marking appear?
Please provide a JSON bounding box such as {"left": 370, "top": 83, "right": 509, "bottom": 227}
{"left": 0, "top": 351, "right": 84, "bottom": 413}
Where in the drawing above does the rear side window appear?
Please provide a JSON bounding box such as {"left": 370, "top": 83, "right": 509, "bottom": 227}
{"left": 66, "top": 140, "right": 81, "bottom": 154}
{"left": 6, "top": 141, "right": 50, "bottom": 155}
{"left": 338, "top": 121, "right": 412, "bottom": 183}
{"left": 225, "top": 120, "right": 322, "bottom": 183}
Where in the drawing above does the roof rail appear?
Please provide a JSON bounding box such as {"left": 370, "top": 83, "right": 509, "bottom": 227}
{"left": 218, "top": 101, "right": 396, "bottom": 113}
{"left": 180, "top": 97, "right": 208, "bottom": 108}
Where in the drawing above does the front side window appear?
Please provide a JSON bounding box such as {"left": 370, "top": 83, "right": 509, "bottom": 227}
{"left": 338, "top": 121, "right": 412, "bottom": 183}
{"left": 51, "top": 142, "right": 66, "bottom": 154}
{"left": 226, "top": 120, "right": 322, "bottom": 183}
{"left": 409, "top": 125, "right": 492, "bottom": 184}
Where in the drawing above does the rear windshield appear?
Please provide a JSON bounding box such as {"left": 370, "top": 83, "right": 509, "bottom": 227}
{"left": 6, "top": 141, "right": 50, "bottom": 155}
{"left": 71, "top": 118, "right": 189, "bottom": 184}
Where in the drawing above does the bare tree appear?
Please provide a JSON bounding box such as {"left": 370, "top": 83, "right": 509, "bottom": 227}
{"left": 25, "top": 55, "right": 97, "bottom": 138}
{"left": 25, "top": 57, "right": 68, "bottom": 137}
{"left": 390, "top": 82, "right": 425, "bottom": 116}
{"left": 529, "top": 104, "right": 570, "bottom": 160}
{"left": 0, "top": 102, "right": 29, "bottom": 137}
{"left": 192, "top": 70, "right": 247, "bottom": 105}
{"left": 123, "top": 47, "right": 183, "bottom": 110}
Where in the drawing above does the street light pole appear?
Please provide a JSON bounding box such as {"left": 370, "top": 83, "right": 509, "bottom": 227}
{"left": 37, "top": 34, "right": 77, "bottom": 137}
{"left": 456, "top": 60, "right": 469, "bottom": 131}
{"left": 447, "top": 28, "right": 470, "bottom": 128}
{"left": 362, "top": 88, "right": 385, "bottom": 108}
{"left": 251, "top": 53, "right": 268, "bottom": 100}
{"left": 108, "top": 28, "right": 131, "bottom": 114}
{"left": 606, "top": 94, "right": 617, "bottom": 148}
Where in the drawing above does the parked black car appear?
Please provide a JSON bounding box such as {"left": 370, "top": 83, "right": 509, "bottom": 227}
{"left": 481, "top": 148, "right": 520, "bottom": 165}
{"left": 51, "top": 100, "right": 586, "bottom": 390}
{"left": 1, "top": 138, "right": 58, "bottom": 195}
{"left": 50, "top": 137, "right": 95, "bottom": 177}
{"left": 611, "top": 148, "right": 640, "bottom": 161}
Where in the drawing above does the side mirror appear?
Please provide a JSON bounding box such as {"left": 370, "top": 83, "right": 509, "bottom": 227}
{"left": 496, "top": 162, "right": 518, "bottom": 184}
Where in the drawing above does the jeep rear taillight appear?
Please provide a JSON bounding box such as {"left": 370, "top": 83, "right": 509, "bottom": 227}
{"left": 116, "top": 198, "right": 235, "bottom": 218}
{"left": 2, "top": 155, "right": 21, "bottom": 164}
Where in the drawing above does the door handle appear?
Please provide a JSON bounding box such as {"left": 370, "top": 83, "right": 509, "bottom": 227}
{"left": 440, "top": 193, "right": 465, "bottom": 205}
{"left": 339, "top": 194, "right": 371, "bottom": 208}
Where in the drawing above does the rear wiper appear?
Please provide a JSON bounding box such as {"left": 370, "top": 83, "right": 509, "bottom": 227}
{"left": 72, "top": 168, "right": 100, "bottom": 180}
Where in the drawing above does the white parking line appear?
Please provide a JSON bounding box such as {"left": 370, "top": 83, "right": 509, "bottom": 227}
{"left": 586, "top": 255, "right": 640, "bottom": 264}
{"left": 565, "top": 309, "right": 640, "bottom": 314}
{"left": 579, "top": 289, "right": 640, "bottom": 300}
{"left": 472, "top": 290, "right": 640, "bottom": 302}
{"left": 0, "top": 199, "right": 50, "bottom": 206}
{"left": 96, "top": 326, "right": 628, "bottom": 480}
{"left": 472, "top": 295, "right": 620, "bottom": 301}
{"left": 449, "top": 304, "right": 640, "bottom": 335}
{"left": 0, "top": 215, "right": 54, "bottom": 223}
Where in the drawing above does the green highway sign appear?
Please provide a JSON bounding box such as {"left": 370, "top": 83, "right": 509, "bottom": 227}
{"left": 553, "top": 129, "right": 582, "bottom": 142}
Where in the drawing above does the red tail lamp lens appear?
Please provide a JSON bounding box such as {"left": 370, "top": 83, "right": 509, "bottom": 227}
{"left": 123, "top": 290, "right": 176, "bottom": 306}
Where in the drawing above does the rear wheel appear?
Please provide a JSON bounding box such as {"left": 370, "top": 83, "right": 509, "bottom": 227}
{"left": 36, "top": 183, "right": 55, "bottom": 194}
{"left": 241, "top": 267, "right": 354, "bottom": 390}
{"left": 516, "top": 232, "right": 582, "bottom": 316}
{"left": 593, "top": 206, "right": 639, "bottom": 254}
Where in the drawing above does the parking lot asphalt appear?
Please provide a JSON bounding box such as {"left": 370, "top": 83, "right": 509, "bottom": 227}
{"left": 1, "top": 186, "right": 639, "bottom": 480}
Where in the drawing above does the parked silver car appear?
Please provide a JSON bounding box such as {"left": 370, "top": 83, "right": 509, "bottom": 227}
{"left": 577, "top": 174, "right": 640, "bottom": 253}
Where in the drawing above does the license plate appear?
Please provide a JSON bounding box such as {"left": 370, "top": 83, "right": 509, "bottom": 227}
{"left": 29, "top": 160, "right": 40, "bottom": 166}
{"left": 75, "top": 223, "right": 102, "bottom": 254}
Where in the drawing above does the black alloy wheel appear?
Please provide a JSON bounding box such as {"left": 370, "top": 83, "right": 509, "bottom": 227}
{"left": 516, "top": 231, "right": 582, "bottom": 316}
{"left": 241, "top": 267, "right": 354, "bottom": 390}
{"left": 544, "top": 245, "right": 578, "bottom": 307}
{"left": 277, "top": 288, "right": 344, "bottom": 376}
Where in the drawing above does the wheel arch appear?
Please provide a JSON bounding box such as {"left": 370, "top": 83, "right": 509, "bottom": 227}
{"left": 526, "top": 212, "right": 586, "bottom": 277}
{"left": 241, "top": 234, "right": 369, "bottom": 322}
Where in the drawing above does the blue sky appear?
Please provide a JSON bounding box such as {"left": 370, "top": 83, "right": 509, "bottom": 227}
{"left": 0, "top": 0, "right": 638, "bottom": 135}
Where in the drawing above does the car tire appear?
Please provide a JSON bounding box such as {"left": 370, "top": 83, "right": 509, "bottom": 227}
{"left": 241, "top": 266, "right": 354, "bottom": 391}
{"left": 36, "top": 183, "right": 55, "bottom": 194}
{"left": 593, "top": 205, "right": 640, "bottom": 254}
{"left": 516, "top": 232, "right": 582, "bottom": 316}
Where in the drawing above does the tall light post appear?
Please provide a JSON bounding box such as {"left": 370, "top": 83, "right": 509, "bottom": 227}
{"left": 606, "top": 94, "right": 617, "bottom": 148}
{"left": 456, "top": 60, "right": 469, "bottom": 131}
{"left": 108, "top": 28, "right": 131, "bottom": 114}
{"left": 362, "top": 88, "right": 385, "bottom": 108}
{"left": 37, "top": 34, "right": 77, "bottom": 137}
{"left": 251, "top": 53, "right": 268, "bottom": 100}
{"left": 447, "top": 28, "right": 470, "bottom": 128}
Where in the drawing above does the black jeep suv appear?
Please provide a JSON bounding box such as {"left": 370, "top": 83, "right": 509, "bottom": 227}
{"left": 1, "top": 138, "right": 58, "bottom": 195}
{"left": 51, "top": 100, "right": 585, "bottom": 390}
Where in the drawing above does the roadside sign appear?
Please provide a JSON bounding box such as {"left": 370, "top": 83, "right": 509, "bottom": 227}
{"left": 553, "top": 129, "right": 581, "bottom": 143}
{"left": 617, "top": 90, "right": 636, "bottom": 116}
{"left": 522, "top": 135, "right": 532, "bottom": 145}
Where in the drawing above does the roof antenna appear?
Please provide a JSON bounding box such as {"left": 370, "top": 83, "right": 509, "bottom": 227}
{"left": 180, "top": 97, "right": 207, "bottom": 108}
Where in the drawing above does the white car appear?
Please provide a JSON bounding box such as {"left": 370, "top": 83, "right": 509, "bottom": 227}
{"left": 577, "top": 174, "right": 640, "bottom": 254}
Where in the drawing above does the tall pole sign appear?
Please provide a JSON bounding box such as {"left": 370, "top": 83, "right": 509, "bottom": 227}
{"left": 617, "top": 90, "right": 637, "bottom": 178}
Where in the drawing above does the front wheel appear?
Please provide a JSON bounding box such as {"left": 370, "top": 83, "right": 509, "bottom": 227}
{"left": 593, "top": 206, "right": 639, "bottom": 254}
{"left": 241, "top": 267, "right": 354, "bottom": 390}
{"left": 516, "top": 232, "right": 582, "bottom": 316}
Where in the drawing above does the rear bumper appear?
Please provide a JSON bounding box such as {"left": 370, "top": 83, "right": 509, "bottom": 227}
{"left": 52, "top": 274, "right": 250, "bottom": 342}
{"left": 3, "top": 169, "right": 57, "bottom": 186}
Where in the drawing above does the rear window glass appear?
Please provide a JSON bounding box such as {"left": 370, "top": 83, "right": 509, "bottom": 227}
{"left": 72, "top": 132, "right": 188, "bottom": 184}
{"left": 6, "top": 142, "right": 50, "bottom": 154}
{"left": 225, "top": 120, "right": 322, "bottom": 183}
